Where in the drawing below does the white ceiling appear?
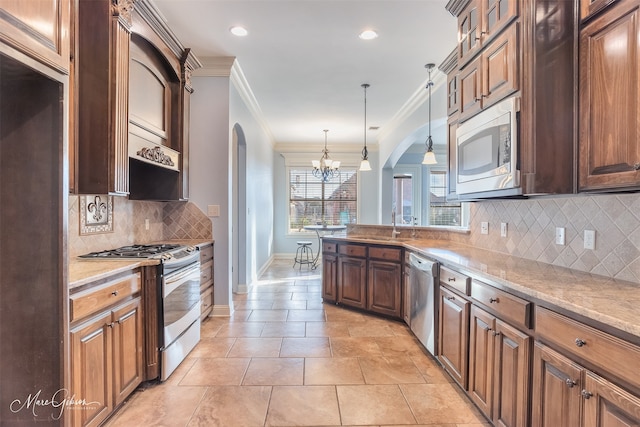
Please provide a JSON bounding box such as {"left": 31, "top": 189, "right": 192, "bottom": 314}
{"left": 151, "top": 0, "right": 457, "bottom": 148}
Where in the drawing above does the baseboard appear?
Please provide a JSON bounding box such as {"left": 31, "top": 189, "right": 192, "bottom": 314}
{"left": 210, "top": 305, "right": 232, "bottom": 317}
{"left": 235, "top": 283, "right": 249, "bottom": 294}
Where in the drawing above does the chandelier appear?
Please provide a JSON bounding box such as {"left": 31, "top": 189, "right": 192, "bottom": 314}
{"left": 423, "top": 63, "right": 437, "bottom": 165}
{"left": 312, "top": 129, "right": 340, "bottom": 181}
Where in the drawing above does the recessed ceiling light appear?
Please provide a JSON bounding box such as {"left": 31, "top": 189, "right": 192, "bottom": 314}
{"left": 359, "top": 30, "right": 378, "bottom": 40}
{"left": 230, "top": 26, "right": 248, "bottom": 37}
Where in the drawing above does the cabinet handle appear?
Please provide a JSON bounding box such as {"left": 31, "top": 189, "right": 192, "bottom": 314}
{"left": 575, "top": 338, "right": 586, "bottom": 347}
{"left": 446, "top": 296, "right": 455, "bottom": 301}
{"left": 489, "top": 298, "right": 499, "bottom": 303}
{"left": 565, "top": 378, "right": 577, "bottom": 388}
{"left": 111, "top": 290, "right": 119, "bottom": 296}
{"left": 447, "top": 277, "right": 456, "bottom": 282}
{"left": 475, "top": 31, "right": 487, "bottom": 41}
{"left": 107, "top": 322, "right": 114, "bottom": 328}
{"left": 581, "top": 390, "right": 593, "bottom": 399}
{"left": 634, "top": 163, "right": 640, "bottom": 171}
{"left": 492, "top": 330, "right": 500, "bottom": 337}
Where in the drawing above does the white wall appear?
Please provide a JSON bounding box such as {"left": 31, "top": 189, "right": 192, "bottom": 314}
{"left": 190, "top": 76, "right": 232, "bottom": 313}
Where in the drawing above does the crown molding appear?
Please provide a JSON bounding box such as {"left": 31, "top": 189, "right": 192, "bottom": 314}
{"left": 193, "top": 56, "right": 236, "bottom": 77}
{"left": 445, "top": 0, "right": 470, "bottom": 17}
{"left": 439, "top": 48, "right": 458, "bottom": 74}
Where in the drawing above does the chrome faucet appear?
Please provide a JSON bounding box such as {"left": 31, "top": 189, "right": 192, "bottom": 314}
{"left": 391, "top": 208, "right": 401, "bottom": 239}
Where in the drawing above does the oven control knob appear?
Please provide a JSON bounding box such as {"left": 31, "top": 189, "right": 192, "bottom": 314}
{"left": 186, "top": 246, "right": 196, "bottom": 253}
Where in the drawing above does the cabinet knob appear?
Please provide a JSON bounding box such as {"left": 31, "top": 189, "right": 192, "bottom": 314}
{"left": 575, "top": 338, "right": 586, "bottom": 347}
{"left": 634, "top": 163, "right": 640, "bottom": 171}
{"left": 489, "top": 298, "right": 499, "bottom": 303}
{"left": 107, "top": 322, "right": 114, "bottom": 329}
{"left": 447, "top": 277, "right": 456, "bottom": 282}
{"left": 492, "top": 330, "right": 500, "bottom": 337}
{"left": 111, "top": 290, "right": 119, "bottom": 296}
{"left": 581, "top": 390, "right": 593, "bottom": 399}
{"left": 565, "top": 378, "right": 577, "bottom": 388}
{"left": 446, "top": 296, "right": 455, "bottom": 301}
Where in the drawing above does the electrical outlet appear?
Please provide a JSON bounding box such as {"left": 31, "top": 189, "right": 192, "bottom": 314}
{"left": 555, "top": 227, "right": 565, "bottom": 245}
{"left": 480, "top": 222, "right": 489, "bottom": 235}
{"left": 584, "top": 229, "right": 596, "bottom": 250}
{"left": 144, "top": 219, "right": 150, "bottom": 230}
{"left": 500, "top": 222, "right": 508, "bottom": 238}
{"left": 207, "top": 204, "right": 220, "bottom": 217}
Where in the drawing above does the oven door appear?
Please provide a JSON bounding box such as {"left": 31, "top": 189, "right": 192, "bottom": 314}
{"left": 456, "top": 97, "right": 520, "bottom": 196}
{"left": 162, "top": 263, "right": 201, "bottom": 347}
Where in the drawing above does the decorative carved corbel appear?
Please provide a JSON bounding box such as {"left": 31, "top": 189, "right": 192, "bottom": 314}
{"left": 113, "top": 0, "right": 136, "bottom": 27}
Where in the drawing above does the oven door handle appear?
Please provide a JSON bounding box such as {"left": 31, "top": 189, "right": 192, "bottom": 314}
{"left": 164, "top": 265, "right": 200, "bottom": 298}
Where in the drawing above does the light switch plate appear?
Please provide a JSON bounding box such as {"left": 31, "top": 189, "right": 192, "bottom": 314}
{"left": 500, "top": 222, "right": 508, "bottom": 238}
{"left": 207, "top": 204, "right": 220, "bottom": 217}
{"left": 555, "top": 227, "right": 565, "bottom": 245}
{"left": 584, "top": 229, "right": 596, "bottom": 250}
{"left": 480, "top": 222, "right": 489, "bottom": 235}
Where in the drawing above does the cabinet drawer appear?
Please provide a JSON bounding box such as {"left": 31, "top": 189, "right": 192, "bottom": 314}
{"left": 471, "top": 280, "right": 532, "bottom": 329}
{"left": 369, "top": 246, "right": 401, "bottom": 262}
{"left": 323, "top": 241, "right": 337, "bottom": 253}
{"left": 339, "top": 244, "right": 367, "bottom": 258}
{"left": 199, "top": 243, "right": 214, "bottom": 262}
{"left": 71, "top": 273, "right": 141, "bottom": 323}
{"left": 440, "top": 266, "right": 471, "bottom": 295}
{"left": 201, "top": 287, "right": 213, "bottom": 317}
{"left": 536, "top": 306, "right": 640, "bottom": 389}
{"left": 200, "top": 259, "right": 213, "bottom": 283}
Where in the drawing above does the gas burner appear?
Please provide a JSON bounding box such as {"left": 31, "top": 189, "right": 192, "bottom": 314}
{"left": 79, "top": 243, "right": 184, "bottom": 259}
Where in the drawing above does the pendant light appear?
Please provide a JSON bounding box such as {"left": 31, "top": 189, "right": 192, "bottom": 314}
{"left": 312, "top": 129, "right": 340, "bottom": 181}
{"left": 359, "top": 83, "right": 372, "bottom": 171}
{"left": 423, "top": 63, "right": 437, "bottom": 165}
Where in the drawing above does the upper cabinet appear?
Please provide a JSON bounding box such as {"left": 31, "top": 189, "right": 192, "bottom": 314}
{"left": 72, "top": 0, "right": 200, "bottom": 200}
{"left": 0, "top": 0, "right": 70, "bottom": 72}
{"left": 579, "top": 0, "right": 640, "bottom": 192}
{"left": 445, "top": 0, "right": 576, "bottom": 198}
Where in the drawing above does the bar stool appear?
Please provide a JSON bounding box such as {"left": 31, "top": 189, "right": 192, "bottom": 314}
{"left": 293, "top": 241, "right": 314, "bottom": 269}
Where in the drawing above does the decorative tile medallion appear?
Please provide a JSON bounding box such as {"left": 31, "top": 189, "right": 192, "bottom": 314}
{"left": 80, "top": 195, "right": 114, "bottom": 235}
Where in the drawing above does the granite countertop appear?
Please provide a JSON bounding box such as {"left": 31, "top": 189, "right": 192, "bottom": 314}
{"left": 68, "top": 239, "right": 214, "bottom": 289}
{"left": 325, "top": 235, "right": 640, "bottom": 340}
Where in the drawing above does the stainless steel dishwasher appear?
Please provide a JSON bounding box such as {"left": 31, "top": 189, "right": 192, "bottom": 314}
{"left": 409, "top": 253, "right": 439, "bottom": 356}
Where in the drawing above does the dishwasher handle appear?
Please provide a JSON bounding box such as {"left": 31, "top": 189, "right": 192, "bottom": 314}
{"left": 409, "top": 253, "right": 438, "bottom": 276}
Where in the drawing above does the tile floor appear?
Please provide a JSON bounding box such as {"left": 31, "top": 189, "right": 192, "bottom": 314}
{"left": 106, "top": 259, "right": 490, "bottom": 427}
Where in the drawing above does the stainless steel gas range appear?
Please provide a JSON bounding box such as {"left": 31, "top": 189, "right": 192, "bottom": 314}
{"left": 79, "top": 243, "right": 201, "bottom": 381}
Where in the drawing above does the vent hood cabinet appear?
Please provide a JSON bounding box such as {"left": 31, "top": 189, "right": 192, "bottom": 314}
{"left": 73, "top": 0, "right": 200, "bottom": 200}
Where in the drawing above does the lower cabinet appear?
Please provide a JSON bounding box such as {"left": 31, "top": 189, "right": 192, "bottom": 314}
{"left": 69, "top": 272, "right": 143, "bottom": 427}
{"left": 322, "top": 239, "right": 403, "bottom": 319}
{"left": 198, "top": 242, "right": 215, "bottom": 320}
{"left": 583, "top": 371, "right": 640, "bottom": 427}
{"left": 438, "top": 285, "right": 471, "bottom": 388}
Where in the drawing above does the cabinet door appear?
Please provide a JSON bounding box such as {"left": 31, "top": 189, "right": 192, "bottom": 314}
{"left": 531, "top": 342, "right": 583, "bottom": 427}
{"left": 493, "top": 319, "right": 531, "bottom": 427}
{"left": 579, "top": 1, "right": 640, "bottom": 191}
{"left": 70, "top": 311, "right": 113, "bottom": 427}
{"left": 459, "top": 0, "right": 483, "bottom": 66}
{"left": 0, "top": 0, "right": 70, "bottom": 72}
{"left": 112, "top": 298, "right": 143, "bottom": 406}
{"left": 483, "top": 0, "right": 518, "bottom": 42}
{"left": 583, "top": 371, "right": 640, "bottom": 427}
{"left": 482, "top": 23, "right": 519, "bottom": 109}
{"left": 322, "top": 253, "right": 338, "bottom": 302}
{"left": 438, "top": 286, "right": 470, "bottom": 388}
{"left": 447, "top": 71, "right": 460, "bottom": 116}
{"left": 469, "top": 305, "right": 496, "bottom": 419}
{"left": 367, "top": 259, "right": 402, "bottom": 318}
{"left": 459, "top": 56, "right": 483, "bottom": 121}
{"left": 447, "top": 117, "right": 459, "bottom": 199}
{"left": 338, "top": 256, "right": 367, "bottom": 309}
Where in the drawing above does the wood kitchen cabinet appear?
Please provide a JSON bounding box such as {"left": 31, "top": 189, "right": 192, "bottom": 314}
{"left": 337, "top": 244, "right": 368, "bottom": 310}
{"left": 199, "top": 242, "right": 214, "bottom": 320}
{"left": 438, "top": 285, "right": 471, "bottom": 389}
{"left": 402, "top": 251, "right": 412, "bottom": 324}
{"left": 532, "top": 306, "right": 640, "bottom": 427}
{"left": 580, "top": 0, "right": 622, "bottom": 20}
{"left": 0, "top": 0, "right": 70, "bottom": 72}
{"left": 579, "top": 0, "right": 640, "bottom": 192}
{"left": 459, "top": 23, "right": 519, "bottom": 122}
{"left": 367, "top": 246, "right": 403, "bottom": 318}
{"left": 323, "top": 239, "right": 404, "bottom": 319}
{"left": 69, "top": 272, "right": 143, "bottom": 427}
{"left": 322, "top": 241, "right": 339, "bottom": 302}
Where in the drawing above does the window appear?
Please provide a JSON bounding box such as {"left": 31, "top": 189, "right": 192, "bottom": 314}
{"left": 289, "top": 168, "right": 357, "bottom": 233}
{"left": 429, "top": 170, "right": 462, "bottom": 226}
{"left": 393, "top": 174, "right": 415, "bottom": 226}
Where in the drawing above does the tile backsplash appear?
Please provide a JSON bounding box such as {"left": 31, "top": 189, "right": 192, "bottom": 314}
{"left": 68, "top": 196, "right": 212, "bottom": 258}
{"left": 464, "top": 193, "right": 640, "bottom": 283}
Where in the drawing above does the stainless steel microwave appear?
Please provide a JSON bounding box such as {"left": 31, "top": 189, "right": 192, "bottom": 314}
{"left": 456, "top": 97, "right": 520, "bottom": 197}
